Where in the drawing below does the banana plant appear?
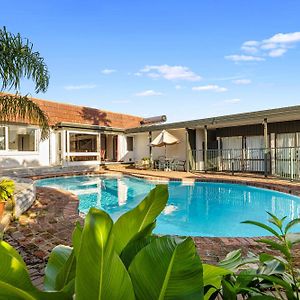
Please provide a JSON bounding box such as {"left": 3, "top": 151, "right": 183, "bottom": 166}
{"left": 207, "top": 213, "right": 300, "bottom": 299}
{"left": 0, "top": 184, "right": 205, "bottom": 299}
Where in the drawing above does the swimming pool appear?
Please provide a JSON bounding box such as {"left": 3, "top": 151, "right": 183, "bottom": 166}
{"left": 36, "top": 175, "right": 300, "bottom": 237}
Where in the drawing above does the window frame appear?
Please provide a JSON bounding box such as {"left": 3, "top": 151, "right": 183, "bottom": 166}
{"left": 65, "top": 130, "right": 100, "bottom": 163}
{"left": 0, "top": 125, "right": 38, "bottom": 153}
{"left": 126, "top": 136, "right": 134, "bottom": 152}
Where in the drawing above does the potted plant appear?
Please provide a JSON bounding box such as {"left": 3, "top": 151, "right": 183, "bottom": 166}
{"left": 0, "top": 179, "right": 15, "bottom": 217}
{"left": 141, "top": 157, "right": 151, "bottom": 169}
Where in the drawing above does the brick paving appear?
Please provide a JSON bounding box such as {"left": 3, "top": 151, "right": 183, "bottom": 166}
{"left": 3, "top": 187, "right": 82, "bottom": 288}
{"left": 3, "top": 169, "right": 300, "bottom": 288}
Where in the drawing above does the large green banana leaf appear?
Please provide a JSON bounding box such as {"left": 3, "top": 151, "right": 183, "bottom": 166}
{"left": 120, "top": 234, "right": 157, "bottom": 268}
{"left": 75, "top": 207, "right": 135, "bottom": 300}
{"left": 0, "top": 281, "right": 37, "bottom": 300}
{"left": 113, "top": 184, "right": 168, "bottom": 254}
{"left": 203, "top": 264, "right": 232, "bottom": 300}
{"left": 129, "top": 236, "right": 203, "bottom": 300}
{"left": 0, "top": 240, "right": 36, "bottom": 292}
{"left": 0, "top": 241, "right": 71, "bottom": 299}
{"left": 72, "top": 221, "right": 82, "bottom": 258}
{"left": 44, "top": 245, "right": 75, "bottom": 292}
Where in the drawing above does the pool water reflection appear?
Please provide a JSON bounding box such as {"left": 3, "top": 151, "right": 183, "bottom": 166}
{"left": 36, "top": 175, "right": 300, "bottom": 237}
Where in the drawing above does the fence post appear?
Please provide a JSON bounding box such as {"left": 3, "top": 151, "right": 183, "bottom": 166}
{"left": 230, "top": 150, "right": 234, "bottom": 175}
{"left": 204, "top": 125, "right": 208, "bottom": 173}
{"left": 290, "top": 148, "right": 294, "bottom": 181}
{"left": 217, "top": 137, "right": 221, "bottom": 171}
{"left": 263, "top": 118, "right": 268, "bottom": 177}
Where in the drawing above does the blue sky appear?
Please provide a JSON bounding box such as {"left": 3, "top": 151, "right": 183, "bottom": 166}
{"left": 2, "top": 0, "right": 300, "bottom": 122}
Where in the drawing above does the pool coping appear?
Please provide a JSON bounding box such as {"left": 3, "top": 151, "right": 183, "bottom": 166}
{"left": 30, "top": 170, "right": 300, "bottom": 197}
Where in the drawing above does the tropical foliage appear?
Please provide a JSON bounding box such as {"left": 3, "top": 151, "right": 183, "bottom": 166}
{"left": 0, "top": 178, "right": 15, "bottom": 203}
{"left": 0, "top": 26, "right": 50, "bottom": 140}
{"left": 0, "top": 26, "right": 49, "bottom": 93}
{"left": 1, "top": 184, "right": 300, "bottom": 299}
{"left": 207, "top": 213, "right": 300, "bottom": 299}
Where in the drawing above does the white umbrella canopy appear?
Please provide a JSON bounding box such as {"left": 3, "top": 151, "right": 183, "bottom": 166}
{"left": 150, "top": 130, "right": 179, "bottom": 162}
{"left": 150, "top": 130, "right": 179, "bottom": 147}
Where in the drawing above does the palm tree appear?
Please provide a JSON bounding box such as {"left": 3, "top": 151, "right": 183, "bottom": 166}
{"left": 0, "top": 26, "right": 50, "bottom": 140}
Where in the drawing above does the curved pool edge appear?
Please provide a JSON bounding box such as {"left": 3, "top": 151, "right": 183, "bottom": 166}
{"left": 35, "top": 185, "right": 274, "bottom": 246}
{"left": 33, "top": 184, "right": 291, "bottom": 240}
{"left": 31, "top": 170, "right": 300, "bottom": 197}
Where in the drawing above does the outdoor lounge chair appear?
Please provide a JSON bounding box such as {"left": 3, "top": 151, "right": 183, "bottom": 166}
{"left": 171, "top": 159, "right": 186, "bottom": 171}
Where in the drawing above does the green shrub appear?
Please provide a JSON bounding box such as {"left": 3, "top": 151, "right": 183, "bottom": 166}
{"left": 207, "top": 213, "right": 300, "bottom": 299}
{"left": 0, "top": 178, "right": 15, "bottom": 203}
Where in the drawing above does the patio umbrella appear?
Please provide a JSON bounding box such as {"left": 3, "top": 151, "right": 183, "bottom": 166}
{"left": 150, "top": 130, "right": 179, "bottom": 159}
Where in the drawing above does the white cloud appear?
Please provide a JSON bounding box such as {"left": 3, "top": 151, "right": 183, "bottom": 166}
{"left": 224, "top": 98, "right": 241, "bottom": 104}
{"left": 260, "top": 43, "right": 277, "bottom": 50}
{"left": 101, "top": 69, "right": 116, "bottom": 74}
{"left": 243, "top": 40, "right": 259, "bottom": 47}
{"left": 135, "top": 90, "right": 163, "bottom": 97}
{"left": 225, "top": 55, "right": 265, "bottom": 62}
{"left": 64, "top": 84, "right": 97, "bottom": 90}
{"left": 229, "top": 32, "right": 300, "bottom": 61}
{"left": 241, "top": 41, "right": 259, "bottom": 54}
{"left": 241, "top": 46, "right": 258, "bottom": 54}
{"left": 175, "top": 85, "right": 182, "bottom": 90}
{"left": 138, "top": 65, "right": 202, "bottom": 81}
{"left": 192, "top": 84, "right": 227, "bottom": 92}
{"left": 265, "top": 32, "right": 300, "bottom": 44}
{"left": 268, "top": 48, "right": 287, "bottom": 57}
{"left": 232, "top": 79, "right": 251, "bottom": 85}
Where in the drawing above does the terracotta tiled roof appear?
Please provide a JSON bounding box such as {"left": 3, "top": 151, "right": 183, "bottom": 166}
{"left": 0, "top": 93, "right": 143, "bottom": 129}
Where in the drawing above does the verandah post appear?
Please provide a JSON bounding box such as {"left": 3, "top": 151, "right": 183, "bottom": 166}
{"left": 185, "top": 128, "right": 190, "bottom": 172}
{"left": 204, "top": 125, "right": 208, "bottom": 173}
{"left": 263, "top": 118, "right": 269, "bottom": 177}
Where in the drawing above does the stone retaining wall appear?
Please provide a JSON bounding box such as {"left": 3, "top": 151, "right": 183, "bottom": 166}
{"left": 0, "top": 177, "right": 35, "bottom": 218}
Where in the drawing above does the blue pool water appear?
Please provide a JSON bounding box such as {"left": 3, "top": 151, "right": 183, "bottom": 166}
{"left": 36, "top": 175, "right": 300, "bottom": 237}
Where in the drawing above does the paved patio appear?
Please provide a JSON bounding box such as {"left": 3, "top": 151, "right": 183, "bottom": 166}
{"left": 3, "top": 169, "right": 300, "bottom": 288}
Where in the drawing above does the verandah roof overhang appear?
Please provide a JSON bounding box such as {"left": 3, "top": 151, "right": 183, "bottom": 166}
{"left": 54, "top": 122, "right": 125, "bottom": 134}
{"left": 125, "top": 105, "right": 300, "bottom": 134}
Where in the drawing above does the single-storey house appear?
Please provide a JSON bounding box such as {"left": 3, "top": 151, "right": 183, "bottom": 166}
{"left": 1, "top": 94, "right": 300, "bottom": 179}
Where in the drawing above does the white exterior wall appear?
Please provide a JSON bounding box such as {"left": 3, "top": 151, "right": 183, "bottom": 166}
{"left": 0, "top": 128, "right": 51, "bottom": 169}
{"left": 118, "top": 135, "right": 134, "bottom": 162}
{"left": 133, "top": 132, "right": 150, "bottom": 161}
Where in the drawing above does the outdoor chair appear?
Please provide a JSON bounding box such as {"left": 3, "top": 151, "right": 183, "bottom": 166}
{"left": 171, "top": 159, "right": 186, "bottom": 171}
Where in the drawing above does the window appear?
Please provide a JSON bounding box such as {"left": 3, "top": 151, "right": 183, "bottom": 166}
{"left": 127, "top": 136, "right": 133, "bottom": 151}
{"left": 69, "top": 133, "right": 98, "bottom": 153}
{"left": 8, "top": 126, "right": 36, "bottom": 151}
{"left": 0, "top": 127, "right": 5, "bottom": 150}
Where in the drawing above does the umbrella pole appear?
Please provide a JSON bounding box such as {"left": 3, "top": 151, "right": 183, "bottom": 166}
{"left": 165, "top": 145, "right": 169, "bottom": 171}
{"left": 165, "top": 145, "right": 167, "bottom": 160}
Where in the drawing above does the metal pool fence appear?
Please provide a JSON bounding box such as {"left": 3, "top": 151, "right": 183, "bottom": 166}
{"left": 189, "top": 147, "right": 300, "bottom": 181}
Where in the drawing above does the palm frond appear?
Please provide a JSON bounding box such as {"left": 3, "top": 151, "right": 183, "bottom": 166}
{"left": 0, "top": 94, "right": 50, "bottom": 140}
{"left": 0, "top": 26, "right": 49, "bottom": 93}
